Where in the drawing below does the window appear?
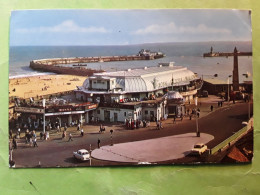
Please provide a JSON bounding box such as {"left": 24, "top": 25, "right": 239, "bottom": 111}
{"left": 145, "top": 110, "right": 148, "bottom": 115}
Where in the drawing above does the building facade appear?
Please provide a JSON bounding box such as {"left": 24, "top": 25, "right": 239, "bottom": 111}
{"left": 75, "top": 62, "right": 201, "bottom": 122}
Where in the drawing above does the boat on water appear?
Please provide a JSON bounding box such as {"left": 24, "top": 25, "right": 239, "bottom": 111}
{"left": 137, "top": 49, "right": 166, "bottom": 59}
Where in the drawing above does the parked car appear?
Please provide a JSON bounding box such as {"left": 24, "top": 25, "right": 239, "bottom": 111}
{"left": 73, "top": 149, "right": 90, "bottom": 161}
{"left": 190, "top": 143, "right": 208, "bottom": 155}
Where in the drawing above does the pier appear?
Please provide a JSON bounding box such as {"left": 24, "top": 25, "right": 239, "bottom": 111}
{"left": 29, "top": 52, "right": 165, "bottom": 76}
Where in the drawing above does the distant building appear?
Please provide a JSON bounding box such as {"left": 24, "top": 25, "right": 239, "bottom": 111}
{"left": 75, "top": 62, "right": 201, "bottom": 122}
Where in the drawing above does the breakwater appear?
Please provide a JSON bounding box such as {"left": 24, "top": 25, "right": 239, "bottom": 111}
{"left": 29, "top": 55, "right": 160, "bottom": 76}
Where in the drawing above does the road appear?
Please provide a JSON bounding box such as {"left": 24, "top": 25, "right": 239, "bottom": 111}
{"left": 12, "top": 101, "right": 252, "bottom": 167}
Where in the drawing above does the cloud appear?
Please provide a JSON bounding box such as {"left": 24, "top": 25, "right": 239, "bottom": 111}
{"left": 132, "top": 22, "right": 231, "bottom": 35}
{"left": 16, "top": 20, "right": 111, "bottom": 33}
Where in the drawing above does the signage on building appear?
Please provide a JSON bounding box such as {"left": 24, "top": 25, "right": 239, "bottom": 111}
{"left": 46, "top": 105, "right": 85, "bottom": 113}
{"left": 86, "top": 104, "right": 98, "bottom": 110}
{"left": 15, "top": 107, "right": 45, "bottom": 114}
{"left": 45, "top": 110, "right": 85, "bottom": 116}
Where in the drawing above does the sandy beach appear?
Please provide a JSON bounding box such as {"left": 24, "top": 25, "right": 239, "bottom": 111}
{"left": 9, "top": 74, "right": 86, "bottom": 99}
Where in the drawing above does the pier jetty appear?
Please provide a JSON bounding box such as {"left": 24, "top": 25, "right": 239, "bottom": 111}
{"left": 29, "top": 50, "right": 165, "bottom": 76}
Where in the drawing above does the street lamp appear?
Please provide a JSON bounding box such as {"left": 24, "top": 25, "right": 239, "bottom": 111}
{"left": 227, "top": 75, "right": 232, "bottom": 103}
{"left": 89, "top": 144, "right": 92, "bottom": 166}
{"left": 195, "top": 97, "right": 200, "bottom": 137}
{"left": 242, "top": 73, "right": 251, "bottom": 121}
{"left": 43, "top": 99, "right": 46, "bottom": 133}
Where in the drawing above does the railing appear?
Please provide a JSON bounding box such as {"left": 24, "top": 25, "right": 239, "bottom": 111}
{"left": 210, "top": 118, "right": 253, "bottom": 154}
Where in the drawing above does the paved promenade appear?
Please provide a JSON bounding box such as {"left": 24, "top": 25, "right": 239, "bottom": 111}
{"left": 91, "top": 133, "right": 214, "bottom": 163}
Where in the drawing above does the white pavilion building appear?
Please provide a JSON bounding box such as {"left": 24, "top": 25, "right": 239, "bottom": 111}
{"left": 75, "top": 62, "right": 201, "bottom": 122}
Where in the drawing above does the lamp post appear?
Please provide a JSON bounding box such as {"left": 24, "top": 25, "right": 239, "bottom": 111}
{"left": 89, "top": 144, "right": 92, "bottom": 166}
{"left": 227, "top": 75, "right": 232, "bottom": 103}
{"left": 42, "top": 99, "right": 46, "bottom": 134}
{"left": 242, "top": 73, "right": 251, "bottom": 121}
{"left": 195, "top": 97, "right": 200, "bottom": 137}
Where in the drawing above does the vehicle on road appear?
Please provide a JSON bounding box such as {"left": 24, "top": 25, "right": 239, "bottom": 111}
{"left": 73, "top": 149, "right": 90, "bottom": 161}
{"left": 190, "top": 143, "right": 208, "bottom": 155}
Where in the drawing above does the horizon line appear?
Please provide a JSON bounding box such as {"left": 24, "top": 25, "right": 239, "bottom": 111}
{"left": 10, "top": 40, "right": 252, "bottom": 47}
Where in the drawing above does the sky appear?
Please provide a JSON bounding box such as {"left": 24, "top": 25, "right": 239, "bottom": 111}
{"left": 9, "top": 9, "right": 252, "bottom": 46}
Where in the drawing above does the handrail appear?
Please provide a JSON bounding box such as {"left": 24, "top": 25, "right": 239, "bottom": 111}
{"left": 210, "top": 119, "right": 253, "bottom": 154}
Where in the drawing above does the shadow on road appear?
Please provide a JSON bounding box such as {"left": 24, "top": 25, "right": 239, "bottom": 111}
{"left": 64, "top": 157, "right": 82, "bottom": 164}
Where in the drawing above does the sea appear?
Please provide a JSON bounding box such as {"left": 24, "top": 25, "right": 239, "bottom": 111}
{"left": 9, "top": 41, "right": 252, "bottom": 82}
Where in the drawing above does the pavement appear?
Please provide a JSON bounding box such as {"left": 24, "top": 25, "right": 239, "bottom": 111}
{"left": 91, "top": 133, "right": 214, "bottom": 163}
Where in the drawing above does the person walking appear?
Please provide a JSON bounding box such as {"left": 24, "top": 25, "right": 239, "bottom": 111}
{"left": 173, "top": 115, "right": 176, "bottom": 124}
{"left": 17, "top": 128, "right": 21, "bottom": 136}
{"left": 80, "top": 128, "right": 84, "bottom": 137}
{"left": 57, "top": 125, "right": 60, "bottom": 132}
{"left": 210, "top": 105, "right": 214, "bottom": 112}
{"left": 98, "top": 139, "right": 101, "bottom": 148}
{"left": 46, "top": 131, "right": 50, "bottom": 140}
{"left": 68, "top": 133, "right": 73, "bottom": 141}
{"left": 33, "top": 136, "right": 38, "bottom": 147}
{"left": 159, "top": 121, "right": 163, "bottom": 129}
{"left": 12, "top": 137, "right": 17, "bottom": 149}
{"left": 62, "top": 131, "right": 66, "bottom": 139}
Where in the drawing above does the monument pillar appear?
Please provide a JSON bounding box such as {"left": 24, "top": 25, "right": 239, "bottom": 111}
{"left": 233, "top": 47, "right": 239, "bottom": 91}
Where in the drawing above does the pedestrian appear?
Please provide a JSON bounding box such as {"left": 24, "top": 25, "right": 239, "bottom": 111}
{"left": 180, "top": 113, "right": 183, "bottom": 121}
{"left": 210, "top": 105, "right": 213, "bottom": 112}
{"left": 57, "top": 125, "right": 60, "bottom": 132}
{"left": 12, "top": 137, "right": 17, "bottom": 149}
{"left": 46, "top": 131, "right": 49, "bottom": 140}
{"left": 40, "top": 132, "right": 43, "bottom": 140}
{"left": 98, "top": 138, "right": 101, "bottom": 148}
{"left": 187, "top": 108, "right": 190, "bottom": 115}
{"left": 62, "top": 131, "right": 66, "bottom": 139}
{"left": 173, "top": 115, "right": 176, "bottom": 124}
{"left": 159, "top": 121, "right": 163, "bottom": 129}
{"left": 17, "top": 128, "right": 21, "bottom": 136}
{"left": 80, "top": 128, "right": 84, "bottom": 137}
{"left": 77, "top": 124, "right": 80, "bottom": 131}
{"left": 33, "top": 136, "right": 38, "bottom": 147}
{"left": 99, "top": 124, "right": 105, "bottom": 133}
{"left": 156, "top": 121, "right": 160, "bottom": 130}
{"left": 68, "top": 133, "right": 73, "bottom": 141}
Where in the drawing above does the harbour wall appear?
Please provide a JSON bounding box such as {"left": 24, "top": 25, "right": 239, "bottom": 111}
{"left": 29, "top": 55, "right": 154, "bottom": 76}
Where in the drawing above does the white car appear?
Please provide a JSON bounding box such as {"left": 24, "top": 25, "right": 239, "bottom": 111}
{"left": 73, "top": 149, "right": 90, "bottom": 161}
{"left": 190, "top": 143, "right": 208, "bottom": 155}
